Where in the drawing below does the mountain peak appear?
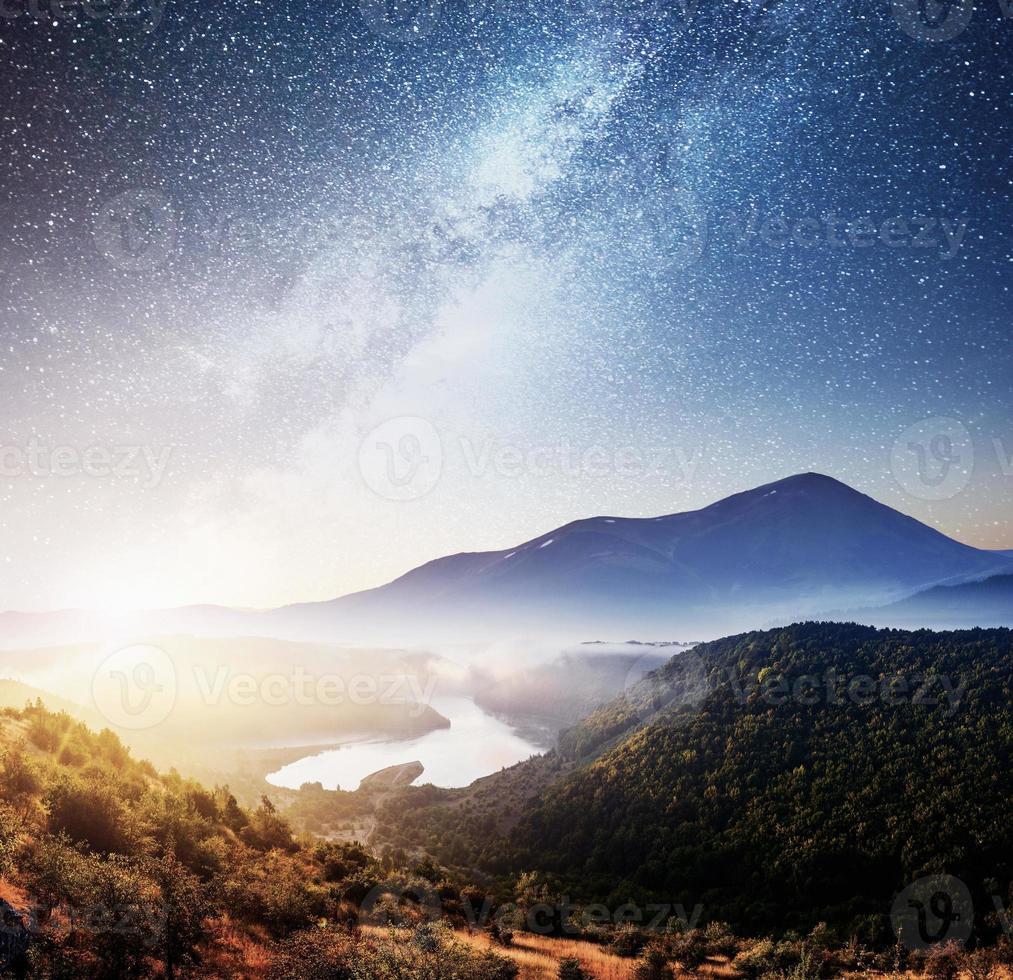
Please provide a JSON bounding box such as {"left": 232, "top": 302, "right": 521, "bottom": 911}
{"left": 702, "top": 472, "right": 866, "bottom": 516}
{"left": 762, "top": 472, "right": 857, "bottom": 492}
{"left": 271, "top": 471, "right": 1013, "bottom": 644}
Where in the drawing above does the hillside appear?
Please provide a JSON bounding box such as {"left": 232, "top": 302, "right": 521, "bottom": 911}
{"left": 0, "top": 699, "right": 526, "bottom": 978}
{"left": 376, "top": 623, "right": 1013, "bottom": 942}
{"left": 4, "top": 635, "right": 1013, "bottom": 977}
{"left": 0, "top": 680, "right": 92, "bottom": 720}
{"left": 0, "top": 697, "right": 863, "bottom": 979}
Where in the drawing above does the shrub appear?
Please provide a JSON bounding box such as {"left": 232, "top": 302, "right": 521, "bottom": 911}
{"left": 558, "top": 957, "right": 590, "bottom": 980}
{"left": 23, "top": 834, "right": 92, "bottom": 914}
{"left": 150, "top": 852, "right": 210, "bottom": 978}
{"left": 341, "top": 869, "right": 383, "bottom": 907}
{"left": 45, "top": 770, "right": 138, "bottom": 854}
{"left": 241, "top": 796, "right": 297, "bottom": 852}
{"left": 57, "top": 737, "right": 88, "bottom": 767}
{"left": 632, "top": 947, "right": 675, "bottom": 980}
{"left": 0, "top": 747, "right": 42, "bottom": 801}
{"left": 733, "top": 938, "right": 778, "bottom": 978}
{"left": 350, "top": 923, "right": 518, "bottom": 979}
{"left": 703, "top": 920, "right": 739, "bottom": 958}
{"left": 609, "top": 923, "right": 648, "bottom": 957}
{"left": 668, "top": 928, "right": 707, "bottom": 969}
{"left": 779, "top": 945, "right": 825, "bottom": 980}
{"left": 963, "top": 947, "right": 1002, "bottom": 980}
{"left": 71, "top": 853, "right": 162, "bottom": 979}
{"left": 269, "top": 926, "right": 354, "bottom": 980}
{"left": 476, "top": 950, "right": 520, "bottom": 980}
{"left": 315, "top": 840, "right": 370, "bottom": 882}
{"left": 920, "top": 940, "right": 966, "bottom": 980}
{"left": 27, "top": 710, "right": 70, "bottom": 753}
{"left": 0, "top": 802, "right": 25, "bottom": 876}
{"left": 224, "top": 850, "right": 331, "bottom": 937}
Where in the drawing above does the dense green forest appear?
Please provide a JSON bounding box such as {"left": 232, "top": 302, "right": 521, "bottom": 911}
{"left": 377, "top": 624, "right": 1013, "bottom": 943}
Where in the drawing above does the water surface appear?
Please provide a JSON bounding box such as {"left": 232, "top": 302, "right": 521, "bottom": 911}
{"left": 266, "top": 695, "right": 543, "bottom": 791}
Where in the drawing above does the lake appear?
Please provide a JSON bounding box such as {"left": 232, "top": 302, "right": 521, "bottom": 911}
{"left": 265, "top": 695, "right": 544, "bottom": 791}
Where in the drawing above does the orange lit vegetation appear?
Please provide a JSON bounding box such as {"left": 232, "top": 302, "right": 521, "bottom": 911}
{"left": 1, "top": 698, "right": 1011, "bottom": 979}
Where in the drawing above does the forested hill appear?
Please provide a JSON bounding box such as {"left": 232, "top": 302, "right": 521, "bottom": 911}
{"left": 381, "top": 623, "right": 1013, "bottom": 942}
{"left": 0, "top": 700, "right": 520, "bottom": 978}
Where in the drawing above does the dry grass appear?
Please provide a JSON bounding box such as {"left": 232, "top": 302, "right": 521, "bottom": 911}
{"left": 0, "top": 877, "right": 31, "bottom": 911}
{"left": 455, "top": 928, "right": 735, "bottom": 979}
{"left": 453, "top": 929, "right": 636, "bottom": 980}
{"left": 198, "top": 917, "right": 273, "bottom": 979}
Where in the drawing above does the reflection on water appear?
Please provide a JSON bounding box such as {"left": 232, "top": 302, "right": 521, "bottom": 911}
{"left": 266, "top": 695, "right": 543, "bottom": 791}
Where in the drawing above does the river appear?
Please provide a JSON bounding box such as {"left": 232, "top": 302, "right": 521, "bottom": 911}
{"left": 265, "top": 695, "right": 544, "bottom": 791}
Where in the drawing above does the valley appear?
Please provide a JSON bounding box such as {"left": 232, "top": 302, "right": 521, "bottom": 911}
{"left": 1, "top": 478, "right": 1012, "bottom": 976}
{"left": 2, "top": 622, "right": 1013, "bottom": 977}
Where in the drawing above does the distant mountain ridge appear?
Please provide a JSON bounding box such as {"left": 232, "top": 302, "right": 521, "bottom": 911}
{"left": 266, "top": 472, "right": 1013, "bottom": 641}
{"left": 849, "top": 572, "right": 1013, "bottom": 629}
{"left": 2, "top": 473, "right": 1010, "bottom": 647}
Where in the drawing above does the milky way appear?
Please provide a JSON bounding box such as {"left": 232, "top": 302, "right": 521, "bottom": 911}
{"left": 1, "top": 0, "right": 1010, "bottom": 610}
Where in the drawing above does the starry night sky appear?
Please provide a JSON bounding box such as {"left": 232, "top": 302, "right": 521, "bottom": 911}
{"left": 1, "top": 0, "right": 1011, "bottom": 611}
